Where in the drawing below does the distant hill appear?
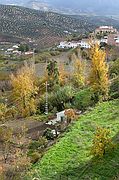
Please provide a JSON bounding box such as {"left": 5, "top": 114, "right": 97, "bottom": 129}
{"left": 0, "top": 0, "right": 119, "bottom": 15}
{"left": 0, "top": 5, "right": 119, "bottom": 48}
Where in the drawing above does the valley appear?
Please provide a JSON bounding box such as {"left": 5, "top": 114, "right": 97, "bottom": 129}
{"left": 0, "top": 2, "right": 119, "bottom": 180}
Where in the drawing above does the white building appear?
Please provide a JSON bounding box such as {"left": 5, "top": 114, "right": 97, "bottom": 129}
{"left": 12, "top": 45, "right": 19, "bottom": 49}
{"left": 95, "top": 26, "right": 117, "bottom": 34}
{"left": 57, "top": 41, "right": 80, "bottom": 49}
{"left": 24, "top": 51, "right": 34, "bottom": 55}
{"left": 56, "top": 110, "right": 66, "bottom": 122}
{"left": 100, "top": 36, "right": 108, "bottom": 44}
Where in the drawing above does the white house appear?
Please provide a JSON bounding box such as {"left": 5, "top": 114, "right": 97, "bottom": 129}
{"left": 24, "top": 51, "right": 34, "bottom": 55}
{"left": 95, "top": 26, "right": 117, "bottom": 34}
{"left": 57, "top": 41, "right": 80, "bottom": 49}
{"left": 12, "top": 45, "right": 19, "bottom": 49}
{"left": 100, "top": 37, "right": 108, "bottom": 44}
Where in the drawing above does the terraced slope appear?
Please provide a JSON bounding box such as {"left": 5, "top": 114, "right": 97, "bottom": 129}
{"left": 27, "top": 100, "right": 119, "bottom": 180}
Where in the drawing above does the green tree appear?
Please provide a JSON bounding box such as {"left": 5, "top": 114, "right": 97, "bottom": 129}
{"left": 47, "top": 60, "right": 59, "bottom": 88}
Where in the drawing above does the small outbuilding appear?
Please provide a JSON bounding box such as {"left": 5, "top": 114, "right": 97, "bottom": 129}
{"left": 56, "top": 110, "right": 66, "bottom": 122}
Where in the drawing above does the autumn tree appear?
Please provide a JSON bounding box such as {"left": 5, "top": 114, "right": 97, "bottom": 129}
{"left": 10, "top": 64, "right": 38, "bottom": 117}
{"left": 91, "top": 127, "right": 115, "bottom": 158}
{"left": 89, "top": 43, "right": 109, "bottom": 101}
{"left": 59, "top": 64, "right": 68, "bottom": 86}
{"left": 72, "top": 58, "right": 85, "bottom": 88}
{"left": 64, "top": 109, "right": 76, "bottom": 124}
{"left": 68, "top": 48, "right": 85, "bottom": 88}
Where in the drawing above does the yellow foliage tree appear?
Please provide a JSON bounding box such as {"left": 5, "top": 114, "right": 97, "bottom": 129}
{"left": 59, "top": 64, "right": 68, "bottom": 86}
{"left": 89, "top": 43, "right": 109, "bottom": 101}
{"left": 91, "top": 127, "right": 115, "bottom": 158}
{"left": 10, "top": 64, "right": 38, "bottom": 117}
{"left": 72, "top": 58, "right": 85, "bottom": 88}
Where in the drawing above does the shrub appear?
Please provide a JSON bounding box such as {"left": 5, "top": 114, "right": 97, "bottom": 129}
{"left": 64, "top": 109, "right": 76, "bottom": 124}
{"left": 29, "top": 137, "right": 47, "bottom": 153}
{"left": 91, "top": 127, "right": 115, "bottom": 158}
{"left": 0, "top": 103, "right": 8, "bottom": 121}
{"left": 50, "top": 51, "right": 60, "bottom": 56}
{"left": 30, "top": 152, "right": 41, "bottom": 164}
{"left": 109, "top": 77, "right": 119, "bottom": 99}
{"left": 43, "top": 128, "right": 54, "bottom": 140}
{"left": 109, "top": 59, "right": 119, "bottom": 78}
{"left": 73, "top": 88, "right": 94, "bottom": 111}
{"left": 0, "top": 126, "right": 13, "bottom": 163}
{"left": 35, "top": 52, "right": 52, "bottom": 63}
{"left": 39, "top": 85, "right": 74, "bottom": 112}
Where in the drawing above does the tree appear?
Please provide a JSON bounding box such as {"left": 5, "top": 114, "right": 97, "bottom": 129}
{"left": 91, "top": 127, "right": 115, "bottom": 158}
{"left": 18, "top": 44, "right": 29, "bottom": 52}
{"left": 47, "top": 60, "right": 59, "bottom": 88}
{"left": 89, "top": 43, "right": 109, "bottom": 101}
{"left": 64, "top": 109, "right": 76, "bottom": 124}
{"left": 59, "top": 64, "right": 68, "bottom": 86}
{"left": 72, "top": 58, "right": 85, "bottom": 88}
{"left": 10, "top": 64, "right": 38, "bottom": 117}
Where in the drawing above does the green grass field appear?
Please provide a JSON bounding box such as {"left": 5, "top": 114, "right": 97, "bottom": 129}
{"left": 27, "top": 100, "right": 119, "bottom": 180}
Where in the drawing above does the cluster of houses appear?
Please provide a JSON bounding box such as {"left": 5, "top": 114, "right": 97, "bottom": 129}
{"left": 5, "top": 45, "right": 21, "bottom": 55}
{"left": 4, "top": 44, "right": 34, "bottom": 56}
{"left": 95, "top": 26, "right": 117, "bottom": 34}
{"left": 57, "top": 39, "right": 91, "bottom": 49}
{"left": 96, "top": 26, "right": 119, "bottom": 47}
{"left": 57, "top": 26, "right": 119, "bottom": 49}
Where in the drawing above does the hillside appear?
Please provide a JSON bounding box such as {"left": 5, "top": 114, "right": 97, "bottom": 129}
{"left": 0, "top": 5, "right": 119, "bottom": 48}
{"left": 1, "top": 0, "right": 119, "bottom": 15}
{"left": 27, "top": 100, "right": 119, "bottom": 179}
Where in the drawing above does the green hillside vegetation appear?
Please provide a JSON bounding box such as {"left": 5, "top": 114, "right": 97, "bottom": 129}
{"left": 27, "top": 99, "right": 119, "bottom": 180}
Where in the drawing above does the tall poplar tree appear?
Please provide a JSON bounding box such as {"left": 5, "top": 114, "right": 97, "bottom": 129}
{"left": 89, "top": 43, "right": 109, "bottom": 101}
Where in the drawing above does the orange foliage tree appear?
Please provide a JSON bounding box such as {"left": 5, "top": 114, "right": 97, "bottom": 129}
{"left": 64, "top": 109, "right": 76, "bottom": 124}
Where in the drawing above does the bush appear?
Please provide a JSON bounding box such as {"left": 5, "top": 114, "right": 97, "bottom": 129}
{"left": 109, "top": 59, "right": 119, "bottom": 78}
{"left": 39, "top": 85, "right": 74, "bottom": 112}
{"left": 30, "top": 152, "right": 41, "bottom": 164}
{"left": 91, "top": 127, "right": 115, "bottom": 158}
{"left": 35, "top": 52, "right": 52, "bottom": 63}
{"left": 50, "top": 51, "right": 60, "bottom": 56}
{"left": 73, "top": 88, "right": 94, "bottom": 111}
{"left": 0, "top": 103, "right": 8, "bottom": 121}
{"left": 109, "top": 77, "right": 119, "bottom": 99}
{"left": 29, "top": 137, "right": 47, "bottom": 153}
{"left": 43, "top": 128, "right": 54, "bottom": 140}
